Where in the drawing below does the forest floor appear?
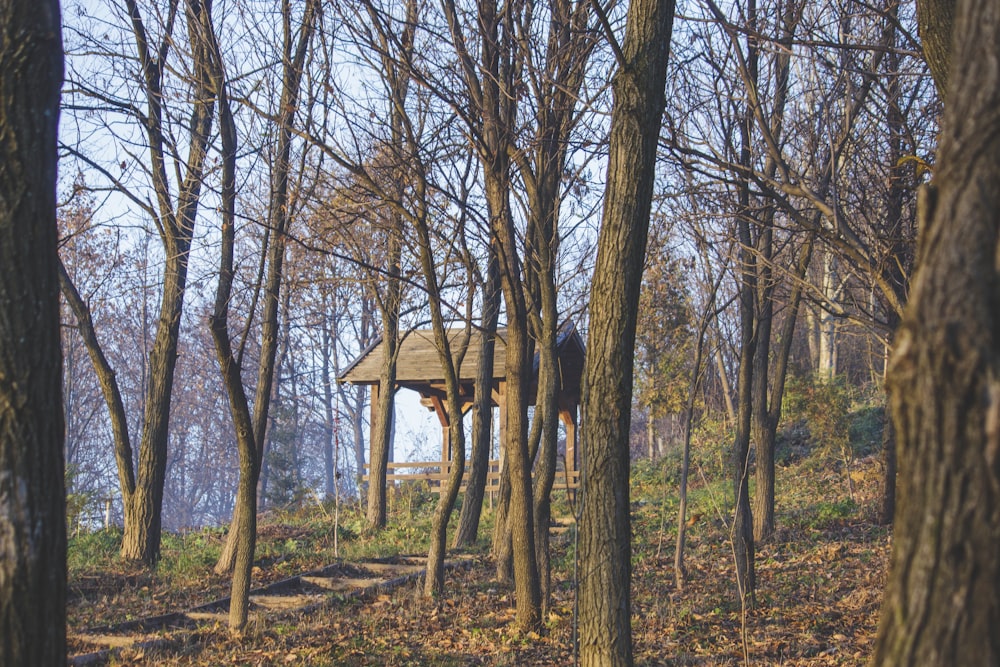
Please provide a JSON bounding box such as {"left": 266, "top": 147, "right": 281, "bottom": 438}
{"left": 66, "top": 414, "right": 890, "bottom": 665}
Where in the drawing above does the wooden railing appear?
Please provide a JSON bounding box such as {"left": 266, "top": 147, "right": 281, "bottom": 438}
{"left": 362, "top": 460, "right": 580, "bottom": 493}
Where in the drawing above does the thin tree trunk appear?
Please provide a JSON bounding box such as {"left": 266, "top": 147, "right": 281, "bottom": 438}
{"left": 0, "top": 3, "right": 66, "bottom": 662}
{"left": 493, "top": 196, "right": 541, "bottom": 630}
{"left": 58, "top": 262, "right": 137, "bottom": 503}
{"left": 877, "top": 8, "right": 911, "bottom": 524}
{"left": 212, "top": 0, "right": 317, "bottom": 592}
{"left": 878, "top": 406, "right": 897, "bottom": 525}
{"left": 455, "top": 244, "right": 501, "bottom": 547}
{"left": 727, "top": 0, "right": 760, "bottom": 608}
{"left": 531, "top": 317, "right": 559, "bottom": 612}
{"left": 715, "top": 343, "right": 736, "bottom": 425}
{"left": 675, "top": 300, "right": 713, "bottom": 590}
{"left": 361, "top": 0, "right": 413, "bottom": 533}
{"left": 196, "top": 0, "right": 258, "bottom": 633}
{"left": 122, "top": 0, "right": 216, "bottom": 565}
{"left": 731, "top": 267, "right": 757, "bottom": 609}
{"left": 752, "top": 238, "right": 812, "bottom": 542}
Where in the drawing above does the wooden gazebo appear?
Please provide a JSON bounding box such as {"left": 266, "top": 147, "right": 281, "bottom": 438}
{"left": 338, "top": 320, "right": 585, "bottom": 489}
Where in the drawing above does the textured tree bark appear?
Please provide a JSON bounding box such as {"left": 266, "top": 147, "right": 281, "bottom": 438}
{"left": 872, "top": 0, "right": 1000, "bottom": 662}
{"left": 365, "top": 308, "right": 399, "bottom": 532}
{"left": 490, "top": 460, "right": 514, "bottom": 582}
{"left": 0, "top": 2, "right": 66, "bottom": 663}
{"left": 578, "top": 0, "right": 675, "bottom": 663}
{"left": 490, "top": 174, "right": 541, "bottom": 629}
{"left": 916, "top": 0, "right": 955, "bottom": 101}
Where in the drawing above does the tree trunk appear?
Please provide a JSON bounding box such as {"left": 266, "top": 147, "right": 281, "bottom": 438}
{"left": 676, "top": 303, "right": 714, "bottom": 590}
{"left": 365, "top": 328, "right": 398, "bottom": 531}
{"left": 578, "top": 0, "right": 675, "bottom": 663}
{"left": 752, "top": 238, "right": 811, "bottom": 542}
{"left": 491, "top": 464, "right": 514, "bottom": 582}
{"left": 509, "top": 0, "right": 595, "bottom": 611}
{"left": 878, "top": 406, "right": 897, "bottom": 525}
{"left": 121, "top": 0, "right": 216, "bottom": 564}
{"left": 531, "top": 316, "right": 559, "bottom": 612}
{"left": 362, "top": 0, "right": 413, "bottom": 533}
{"left": 816, "top": 252, "right": 840, "bottom": 379}
{"left": 350, "top": 386, "right": 367, "bottom": 496}
{"left": 197, "top": 0, "right": 259, "bottom": 634}
{"left": 454, "top": 244, "right": 501, "bottom": 547}
{"left": 876, "top": 12, "right": 911, "bottom": 524}
{"left": 916, "top": 0, "right": 955, "bottom": 101}
{"left": 212, "top": 0, "right": 317, "bottom": 600}
{"left": 321, "top": 324, "right": 337, "bottom": 498}
{"left": 729, "top": 0, "right": 759, "bottom": 608}
{"left": 413, "top": 171, "right": 468, "bottom": 599}
{"left": 731, "top": 271, "right": 757, "bottom": 609}
{"left": 872, "top": 0, "right": 1000, "bottom": 662}
{"left": 60, "top": 0, "right": 216, "bottom": 565}
{"left": 749, "top": 265, "right": 775, "bottom": 543}
{"left": 0, "top": 3, "right": 66, "bottom": 662}
{"left": 58, "top": 261, "right": 137, "bottom": 505}
{"left": 493, "top": 202, "right": 541, "bottom": 630}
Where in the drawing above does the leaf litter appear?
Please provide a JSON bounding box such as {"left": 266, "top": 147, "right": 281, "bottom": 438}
{"left": 67, "top": 455, "right": 889, "bottom": 665}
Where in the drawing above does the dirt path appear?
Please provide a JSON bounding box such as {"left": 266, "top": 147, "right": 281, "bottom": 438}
{"left": 67, "top": 554, "right": 473, "bottom": 666}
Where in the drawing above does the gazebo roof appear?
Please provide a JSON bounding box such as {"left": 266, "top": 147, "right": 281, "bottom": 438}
{"left": 338, "top": 320, "right": 585, "bottom": 406}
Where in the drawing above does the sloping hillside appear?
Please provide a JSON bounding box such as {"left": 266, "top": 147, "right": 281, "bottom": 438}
{"left": 67, "top": 409, "right": 889, "bottom": 665}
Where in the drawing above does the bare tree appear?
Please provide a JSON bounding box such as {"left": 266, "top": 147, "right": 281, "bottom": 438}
{"left": 436, "top": 0, "right": 543, "bottom": 629}
{"left": 213, "top": 0, "right": 320, "bottom": 583}
{"left": 453, "top": 242, "right": 501, "bottom": 547}
{"left": 356, "top": 0, "right": 415, "bottom": 534}
{"left": 60, "top": 0, "right": 218, "bottom": 564}
{"left": 513, "top": 0, "right": 597, "bottom": 610}
{"left": 577, "top": 0, "right": 676, "bottom": 663}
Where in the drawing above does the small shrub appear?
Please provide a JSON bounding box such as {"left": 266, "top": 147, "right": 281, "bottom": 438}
{"left": 784, "top": 373, "right": 856, "bottom": 497}
{"left": 64, "top": 464, "right": 98, "bottom": 535}
{"left": 688, "top": 416, "right": 732, "bottom": 482}
{"left": 849, "top": 405, "right": 885, "bottom": 459}
{"left": 812, "top": 498, "right": 857, "bottom": 527}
